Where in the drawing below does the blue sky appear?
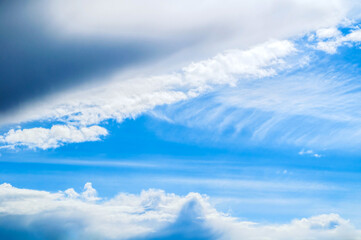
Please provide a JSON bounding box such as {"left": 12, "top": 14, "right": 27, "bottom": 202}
{"left": 2, "top": 0, "right": 361, "bottom": 239}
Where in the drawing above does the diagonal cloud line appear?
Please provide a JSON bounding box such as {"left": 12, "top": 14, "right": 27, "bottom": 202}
{"left": 0, "top": 40, "right": 297, "bottom": 150}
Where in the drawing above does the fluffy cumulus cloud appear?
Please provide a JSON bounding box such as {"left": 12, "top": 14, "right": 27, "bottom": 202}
{"left": 0, "top": 183, "right": 359, "bottom": 240}
{"left": 316, "top": 27, "right": 342, "bottom": 39}
{"left": 313, "top": 27, "right": 361, "bottom": 53}
{"left": 0, "top": 125, "right": 107, "bottom": 149}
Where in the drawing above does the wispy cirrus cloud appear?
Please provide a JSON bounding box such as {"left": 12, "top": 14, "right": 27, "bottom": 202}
{"left": 150, "top": 35, "right": 361, "bottom": 150}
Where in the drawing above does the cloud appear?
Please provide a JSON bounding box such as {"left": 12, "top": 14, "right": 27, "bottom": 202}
{"left": 40, "top": 0, "right": 350, "bottom": 43}
{"left": 0, "top": 1, "right": 174, "bottom": 114}
{"left": 299, "top": 149, "right": 322, "bottom": 158}
{"left": 0, "top": 183, "right": 359, "bottom": 240}
{"left": 149, "top": 43, "right": 361, "bottom": 149}
{"left": 1, "top": 0, "right": 356, "bottom": 114}
{"left": 0, "top": 40, "right": 296, "bottom": 127}
{"left": 0, "top": 125, "right": 108, "bottom": 150}
{"left": 316, "top": 27, "right": 342, "bottom": 39}
{"left": 314, "top": 27, "right": 361, "bottom": 53}
{"left": 3, "top": 26, "right": 361, "bottom": 150}
{"left": 4, "top": 25, "right": 361, "bottom": 150}
{"left": 4, "top": 19, "right": 361, "bottom": 151}
{"left": 1, "top": 0, "right": 361, "bottom": 151}
{"left": 81, "top": 182, "right": 100, "bottom": 202}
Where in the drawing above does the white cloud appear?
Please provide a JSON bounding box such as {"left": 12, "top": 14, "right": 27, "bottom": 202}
{"left": 30, "top": 0, "right": 356, "bottom": 72}
{"left": 299, "top": 149, "right": 322, "bottom": 158}
{"left": 64, "top": 188, "right": 80, "bottom": 199}
{"left": 38, "top": 0, "right": 351, "bottom": 44}
{"left": 81, "top": 182, "right": 100, "bottom": 202}
{"left": 316, "top": 27, "right": 342, "bottom": 39}
{"left": 150, "top": 55, "right": 361, "bottom": 149}
{"left": 218, "top": 213, "right": 359, "bottom": 240}
{"left": 3, "top": 24, "right": 361, "bottom": 150}
{"left": 0, "top": 40, "right": 296, "bottom": 128}
{"left": 316, "top": 40, "right": 341, "bottom": 54}
{"left": 0, "top": 125, "right": 108, "bottom": 150}
{"left": 0, "top": 183, "right": 359, "bottom": 240}
{"left": 0, "top": 0, "right": 360, "bottom": 152}
{"left": 315, "top": 27, "right": 361, "bottom": 54}
{"left": 3, "top": 31, "right": 361, "bottom": 150}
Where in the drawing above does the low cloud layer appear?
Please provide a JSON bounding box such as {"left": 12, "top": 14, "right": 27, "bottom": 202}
{"left": 0, "top": 183, "right": 359, "bottom": 240}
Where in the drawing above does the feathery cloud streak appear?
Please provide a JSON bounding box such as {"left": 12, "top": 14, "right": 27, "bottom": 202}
{"left": 150, "top": 25, "right": 361, "bottom": 149}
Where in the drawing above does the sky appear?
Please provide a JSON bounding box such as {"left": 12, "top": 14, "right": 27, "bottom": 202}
{"left": 2, "top": 0, "right": 361, "bottom": 239}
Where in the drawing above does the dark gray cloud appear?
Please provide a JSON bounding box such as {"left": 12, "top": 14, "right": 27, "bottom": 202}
{"left": 0, "top": 1, "right": 176, "bottom": 114}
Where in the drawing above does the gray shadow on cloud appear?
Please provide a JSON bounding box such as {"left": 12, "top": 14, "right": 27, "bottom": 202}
{"left": 0, "top": 1, "right": 178, "bottom": 114}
